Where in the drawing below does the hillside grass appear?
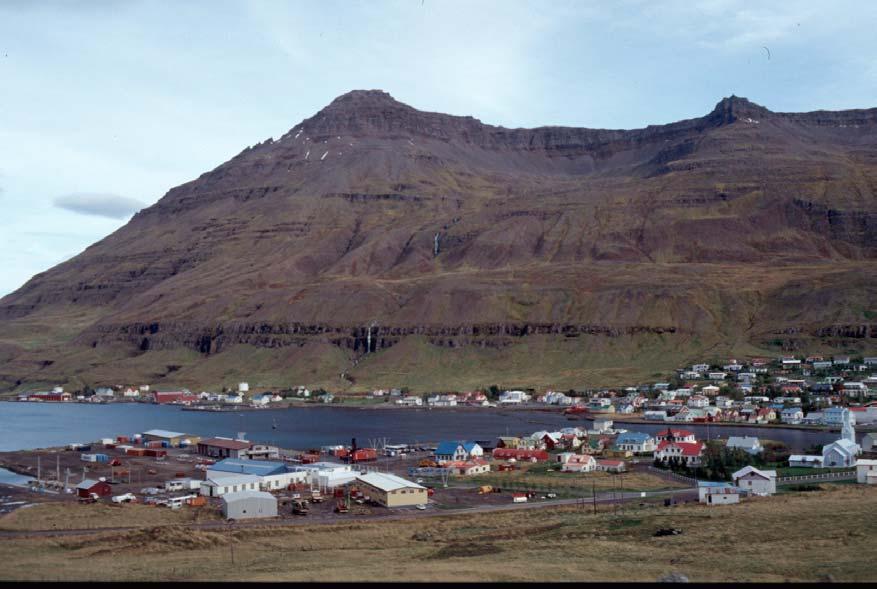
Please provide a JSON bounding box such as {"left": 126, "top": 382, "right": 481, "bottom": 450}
{"left": 0, "top": 485, "right": 873, "bottom": 581}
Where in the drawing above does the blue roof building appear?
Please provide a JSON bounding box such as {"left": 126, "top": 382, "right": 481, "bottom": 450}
{"left": 209, "top": 458, "right": 288, "bottom": 477}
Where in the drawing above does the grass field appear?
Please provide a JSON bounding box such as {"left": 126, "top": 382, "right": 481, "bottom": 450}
{"left": 0, "top": 502, "right": 222, "bottom": 531}
{"left": 0, "top": 485, "right": 873, "bottom": 581}
{"left": 450, "top": 463, "right": 686, "bottom": 495}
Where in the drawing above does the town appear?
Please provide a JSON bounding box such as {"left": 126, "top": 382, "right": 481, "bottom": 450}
{"left": 14, "top": 354, "right": 877, "bottom": 433}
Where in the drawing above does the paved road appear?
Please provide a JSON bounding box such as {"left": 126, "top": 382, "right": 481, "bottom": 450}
{"left": 0, "top": 487, "right": 696, "bottom": 539}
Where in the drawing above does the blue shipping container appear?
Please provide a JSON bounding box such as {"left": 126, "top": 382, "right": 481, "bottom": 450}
{"left": 94, "top": 454, "right": 109, "bottom": 462}
{"left": 161, "top": 441, "right": 169, "bottom": 448}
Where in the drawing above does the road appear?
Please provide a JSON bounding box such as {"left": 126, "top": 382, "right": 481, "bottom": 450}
{"left": 0, "top": 487, "right": 696, "bottom": 539}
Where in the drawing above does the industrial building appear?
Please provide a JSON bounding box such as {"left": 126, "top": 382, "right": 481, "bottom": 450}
{"left": 200, "top": 474, "right": 261, "bottom": 497}
{"left": 221, "top": 491, "right": 278, "bottom": 520}
{"left": 141, "top": 429, "right": 196, "bottom": 447}
{"left": 355, "top": 472, "right": 427, "bottom": 507}
{"left": 206, "top": 458, "right": 307, "bottom": 491}
{"left": 292, "top": 461, "right": 358, "bottom": 489}
{"left": 197, "top": 437, "right": 253, "bottom": 459}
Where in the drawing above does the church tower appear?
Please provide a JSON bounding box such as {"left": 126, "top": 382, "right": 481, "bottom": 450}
{"left": 841, "top": 407, "right": 856, "bottom": 444}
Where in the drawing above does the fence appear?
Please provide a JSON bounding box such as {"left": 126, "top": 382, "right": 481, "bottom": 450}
{"left": 647, "top": 466, "right": 697, "bottom": 485}
{"left": 777, "top": 470, "right": 856, "bottom": 483}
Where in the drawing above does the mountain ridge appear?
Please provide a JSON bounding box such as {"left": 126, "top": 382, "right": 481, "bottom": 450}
{"left": 1, "top": 91, "right": 875, "bottom": 393}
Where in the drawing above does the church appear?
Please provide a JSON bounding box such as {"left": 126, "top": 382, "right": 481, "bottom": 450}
{"left": 821, "top": 408, "right": 862, "bottom": 468}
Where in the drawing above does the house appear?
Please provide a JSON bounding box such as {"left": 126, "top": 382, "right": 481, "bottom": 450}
{"left": 444, "top": 459, "right": 491, "bottom": 476}
{"left": 708, "top": 372, "right": 727, "bottom": 381}
{"left": 221, "top": 491, "right": 277, "bottom": 520}
{"left": 613, "top": 432, "right": 656, "bottom": 454}
{"left": 499, "top": 390, "right": 531, "bottom": 404}
{"left": 691, "top": 364, "right": 710, "bottom": 373}
{"left": 492, "top": 448, "right": 549, "bottom": 462}
{"left": 592, "top": 419, "right": 613, "bottom": 433}
{"left": 643, "top": 410, "right": 668, "bottom": 421}
{"left": 862, "top": 433, "right": 877, "bottom": 452}
{"left": 356, "top": 472, "right": 427, "bottom": 507}
{"left": 197, "top": 437, "right": 253, "bottom": 459}
{"left": 655, "top": 428, "right": 696, "bottom": 444}
{"left": 557, "top": 453, "right": 597, "bottom": 472}
{"left": 27, "top": 391, "right": 73, "bottom": 402}
{"left": 701, "top": 385, "right": 720, "bottom": 396}
{"left": 687, "top": 395, "right": 709, "bottom": 408}
{"left": 595, "top": 459, "right": 626, "bottom": 473}
{"left": 427, "top": 394, "right": 458, "bottom": 407}
{"left": 698, "top": 481, "right": 741, "bottom": 505}
{"left": 496, "top": 436, "right": 521, "bottom": 449}
{"left": 812, "top": 361, "right": 833, "bottom": 371}
{"left": 726, "top": 436, "right": 763, "bottom": 455}
{"left": 141, "top": 429, "right": 193, "bottom": 447}
{"left": 732, "top": 466, "right": 777, "bottom": 495}
{"left": 781, "top": 407, "right": 804, "bottom": 424}
{"left": 434, "top": 441, "right": 483, "bottom": 462}
{"left": 855, "top": 460, "right": 877, "bottom": 484}
{"left": 200, "top": 474, "right": 261, "bottom": 497}
{"left": 76, "top": 479, "right": 112, "bottom": 498}
{"left": 789, "top": 455, "right": 824, "bottom": 468}
{"left": 395, "top": 396, "right": 423, "bottom": 406}
{"left": 833, "top": 355, "right": 851, "bottom": 365}
{"left": 655, "top": 441, "right": 704, "bottom": 466}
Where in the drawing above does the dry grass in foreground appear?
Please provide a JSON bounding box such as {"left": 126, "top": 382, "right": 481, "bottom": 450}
{"left": 0, "top": 502, "right": 221, "bottom": 531}
{"left": 0, "top": 485, "right": 874, "bottom": 582}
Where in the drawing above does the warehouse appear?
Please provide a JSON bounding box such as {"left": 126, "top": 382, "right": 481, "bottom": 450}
{"left": 207, "top": 458, "right": 307, "bottom": 491}
{"left": 291, "top": 461, "right": 358, "bottom": 489}
{"left": 141, "top": 429, "right": 195, "bottom": 447}
{"left": 76, "top": 479, "right": 112, "bottom": 498}
{"left": 355, "top": 472, "right": 427, "bottom": 507}
{"left": 197, "top": 437, "right": 253, "bottom": 459}
{"left": 200, "top": 474, "right": 261, "bottom": 497}
{"left": 221, "top": 491, "right": 278, "bottom": 520}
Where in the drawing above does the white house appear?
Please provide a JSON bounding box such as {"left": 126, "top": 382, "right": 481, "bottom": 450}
{"left": 558, "top": 453, "right": 597, "bottom": 472}
{"left": 789, "top": 454, "right": 824, "bottom": 468}
{"left": 395, "top": 396, "right": 423, "bottom": 406}
{"left": 823, "top": 440, "right": 860, "bottom": 467}
{"left": 780, "top": 407, "right": 804, "bottom": 424}
{"left": 701, "top": 385, "right": 720, "bottom": 396}
{"left": 855, "top": 460, "right": 877, "bottom": 484}
{"left": 732, "top": 466, "right": 777, "bottom": 496}
{"left": 698, "top": 482, "right": 741, "bottom": 505}
{"left": 726, "top": 436, "right": 763, "bottom": 455}
{"left": 862, "top": 433, "right": 877, "bottom": 452}
{"left": 708, "top": 372, "right": 727, "bottom": 381}
{"left": 499, "top": 390, "right": 531, "bottom": 404}
{"left": 687, "top": 395, "right": 709, "bottom": 408}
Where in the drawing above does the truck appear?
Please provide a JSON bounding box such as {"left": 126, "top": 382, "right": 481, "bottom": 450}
{"left": 309, "top": 490, "right": 324, "bottom": 503}
{"left": 334, "top": 500, "right": 349, "bottom": 514}
{"left": 291, "top": 500, "right": 310, "bottom": 516}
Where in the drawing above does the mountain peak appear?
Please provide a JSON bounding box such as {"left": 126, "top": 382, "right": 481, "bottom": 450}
{"left": 708, "top": 95, "right": 771, "bottom": 124}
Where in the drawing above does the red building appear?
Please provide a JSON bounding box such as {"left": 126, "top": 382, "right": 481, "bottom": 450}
{"left": 27, "top": 392, "right": 72, "bottom": 402}
{"left": 152, "top": 391, "right": 200, "bottom": 404}
{"left": 492, "top": 448, "right": 550, "bottom": 462}
{"left": 76, "top": 479, "right": 112, "bottom": 498}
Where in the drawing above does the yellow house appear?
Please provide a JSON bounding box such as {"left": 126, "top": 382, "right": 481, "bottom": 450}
{"left": 356, "top": 472, "right": 428, "bottom": 507}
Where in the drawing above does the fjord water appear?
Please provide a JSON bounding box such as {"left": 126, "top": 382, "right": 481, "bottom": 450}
{"left": 0, "top": 402, "right": 844, "bottom": 452}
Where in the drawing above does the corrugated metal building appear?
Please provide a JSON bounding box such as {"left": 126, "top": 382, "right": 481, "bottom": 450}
{"left": 221, "top": 491, "right": 278, "bottom": 520}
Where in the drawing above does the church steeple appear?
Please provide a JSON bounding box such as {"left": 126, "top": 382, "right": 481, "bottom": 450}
{"left": 841, "top": 408, "right": 856, "bottom": 444}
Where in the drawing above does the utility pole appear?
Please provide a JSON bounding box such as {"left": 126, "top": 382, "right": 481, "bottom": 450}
{"left": 56, "top": 455, "right": 60, "bottom": 483}
{"left": 37, "top": 455, "right": 41, "bottom": 485}
{"left": 619, "top": 471, "right": 624, "bottom": 516}
{"left": 64, "top": 468, "right": 70, "bottom": 493}
{"left": 592, "top": 480, "right": 597, "bottom": 515}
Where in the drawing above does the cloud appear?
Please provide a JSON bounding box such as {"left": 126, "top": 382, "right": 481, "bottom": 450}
{"left": 53, "top": 192, "right": 145, "bottom": 219}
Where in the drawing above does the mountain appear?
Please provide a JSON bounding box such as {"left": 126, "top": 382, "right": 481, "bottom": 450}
{"left": 1, "top": 91, "right": 876, "bottom": 393}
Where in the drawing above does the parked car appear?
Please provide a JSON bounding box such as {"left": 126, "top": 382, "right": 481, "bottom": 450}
{"left": 415, "top": 504, "right": 427, "bottom": 510}
{"left": 112, "top": 493, "right": 136, "bottom": 504}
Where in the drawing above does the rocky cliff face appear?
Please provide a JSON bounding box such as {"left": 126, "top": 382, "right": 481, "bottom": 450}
{"left": 1, "top": 91, "right": 875, "bottom": 392}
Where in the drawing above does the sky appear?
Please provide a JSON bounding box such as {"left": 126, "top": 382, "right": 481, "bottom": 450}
{"left": 1, "top": 0, "right": 875, "bottom": 297}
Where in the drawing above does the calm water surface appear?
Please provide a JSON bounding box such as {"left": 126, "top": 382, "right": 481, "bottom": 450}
{"left": 0, "top": 402, "right": 847, "bottom": 452}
